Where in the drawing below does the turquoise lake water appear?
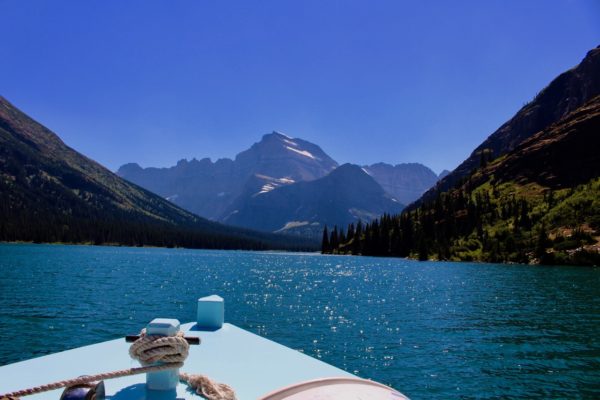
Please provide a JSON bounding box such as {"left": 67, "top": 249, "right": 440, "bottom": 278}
{"left": 0, "top": 243, "right": 598, "bottom": 399}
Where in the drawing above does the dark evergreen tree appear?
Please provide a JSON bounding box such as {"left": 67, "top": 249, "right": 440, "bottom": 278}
{"left": 535, "top": 224, "right": 550, "bottom": 260}
{"left": 321, "top": 226, "right": 330, "bottom": 254}
{"left": 347, "top": 223, "right": 355, "bottom": 241}
{"left": 330, "top": 226, "right": 339, "bottom": 253}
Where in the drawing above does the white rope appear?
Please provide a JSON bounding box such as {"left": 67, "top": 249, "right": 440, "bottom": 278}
{"left": 0, "top": 363, "right": 182, "bottom": 399}
{"left": 129, "top": 329, "right": 190, "bottom": 365}
{"left": 0, "top": 331, "right": 236, "bottom": 400}
{"left": 180, "top": 372, "right": 237, "bottom": 400}
{"left": 129, "top": 330, "right": 236, "bottom": 400}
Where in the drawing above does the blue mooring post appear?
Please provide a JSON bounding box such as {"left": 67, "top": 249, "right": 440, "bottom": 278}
{"left": 146, "top": 318, "right": 181, "bottom": 391}
{"left": 197, "top": 295, "right": 224, "bottom": 330}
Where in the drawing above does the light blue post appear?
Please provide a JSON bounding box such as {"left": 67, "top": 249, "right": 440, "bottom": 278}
{"left": 197, "top": 295, "right": 224, "bottom": 330}
{"left": 146, "top": 318, "right": 181, "bottom": 391}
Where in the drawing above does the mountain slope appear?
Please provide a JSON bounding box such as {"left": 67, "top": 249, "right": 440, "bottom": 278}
{"left": 234, "top": 131, "right": 338, "bottom": 182}
{"left": 118, "top": 131, "right": 338, "bottom": 221}
{"left": 118, "top": 157, "right": 237, "bottom": 222}
{"left": 364, "top": 162, "right": 439, "bottom": 204}
{"left": 417, "top": 45, "right": 600, "bottom": 207}
{"left": 327, "top": 95, "right": 600, "bottom": 265}
{"left": 224, "top": 164, "right": 405, "bottom": 237}
{"left": 473, "top": 96, "right": 600, "bottom": 189}
{"left": 0, "top": 97, "right": 316, "bottom": 250}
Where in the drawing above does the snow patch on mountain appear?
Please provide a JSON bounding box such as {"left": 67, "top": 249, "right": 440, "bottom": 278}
{"left": 348, "top": 208, "right": 378, "bottom": 221}
{"left": 258, "top": 183, "right": 276, "bottom": 194}
{"left": 286, "top": 146, "right": 316, "bottom": 159}
{"left": 275, "top": 221, "right": 311, "bottom": 232}
{"left": 255, "top": 175, "right": 297, "bottom": 195}
{"left": 283, "top": 138, "right": 298, "bottom": 147}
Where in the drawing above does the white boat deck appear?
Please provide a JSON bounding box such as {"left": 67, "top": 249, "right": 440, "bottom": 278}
{"left": 0, "top": 322, "right": 355, "bottom": 400}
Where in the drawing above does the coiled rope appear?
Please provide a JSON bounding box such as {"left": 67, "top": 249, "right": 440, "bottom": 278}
{"left": 0, "top": 330, "right": 236, "bottom": 400}
{"left": 129, "top": 329, "right": 190, "bottom": 365}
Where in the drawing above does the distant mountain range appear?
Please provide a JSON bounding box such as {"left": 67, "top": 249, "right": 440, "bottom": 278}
{"left": 226, "top": 164, "right": 404, "bottom": 237}
{"left": 326, "top": 45, "right": 600, "bottom": 266}
{"left": 0, "top": 97, "right": 315, "bottom": 251}
{"left": 118, "top": 131, "right": 338, "bottom": 225}
{"left": 118, "top": 132, "right": 444, "bottom": 236}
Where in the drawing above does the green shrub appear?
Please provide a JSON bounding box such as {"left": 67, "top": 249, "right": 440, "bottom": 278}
{"left": 553, "top": 240, "right": 580, "bottom": 251}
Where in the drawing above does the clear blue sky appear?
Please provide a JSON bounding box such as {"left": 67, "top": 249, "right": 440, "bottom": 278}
{"left": 1, "top": 1, "right": 598, "bottom": 174}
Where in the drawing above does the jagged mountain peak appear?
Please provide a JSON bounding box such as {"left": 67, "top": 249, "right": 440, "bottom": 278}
{"left": 241, "top": 131, "right": 333, "bottom": 163}
{"left": 234, "top": 131, "right": 338, "bottom": 182}
{"left": 262, "top": 130, "right": 294, "bottom": 140}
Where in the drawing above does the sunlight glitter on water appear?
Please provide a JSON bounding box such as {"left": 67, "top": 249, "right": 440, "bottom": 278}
{"left": 0, "top": 244, "right": 599, "bottom": 399}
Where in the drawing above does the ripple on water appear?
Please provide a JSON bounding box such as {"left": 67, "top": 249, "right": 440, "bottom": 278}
{"left": 0, "top": 244, "right": 599, "bottom": 399}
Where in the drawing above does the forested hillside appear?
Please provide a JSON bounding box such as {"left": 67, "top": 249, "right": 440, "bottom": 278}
{"left": 323, "top": 95, "right": 600, "bottom": 266}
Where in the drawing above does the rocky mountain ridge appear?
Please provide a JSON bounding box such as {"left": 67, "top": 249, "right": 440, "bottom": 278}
{"left": 118, "top": 132, "right": 443, "bottom": 236}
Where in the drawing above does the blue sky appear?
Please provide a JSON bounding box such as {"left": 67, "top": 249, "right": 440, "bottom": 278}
{"left": 1, "top": 1, "right": 599, "bottom": 174}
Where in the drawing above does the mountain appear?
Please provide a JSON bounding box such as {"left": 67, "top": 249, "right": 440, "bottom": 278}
{"left": 325, "top": 74, "right": 600, "bottom": 265}
{"left": 438, "top": 170, "right": 450, "bottom": 180}
{"left": 472, "top": 96, "right": 600, "bottom": 189}
{"left": 235, "top": 131, "right": 338, "bottom": 182}
{"left": 118, "top": 132, "right": 434, "bottom": 237}
{"left": 118, "top": 131, "right": 338, "bottom": 221}
{"left": 417, "top": 45, "right": 600, "bottom": 207}
{"left": 363, "top": 163, "right": 439, "bottom": 205}
{"left": 0, "top": 97, "right": 316, "bottom": 251}
{"left": 118, "top": 157, "right": 238, "bottom": 223}
{"left": 224, "top": 164, "right": 405, "bottom": 237}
